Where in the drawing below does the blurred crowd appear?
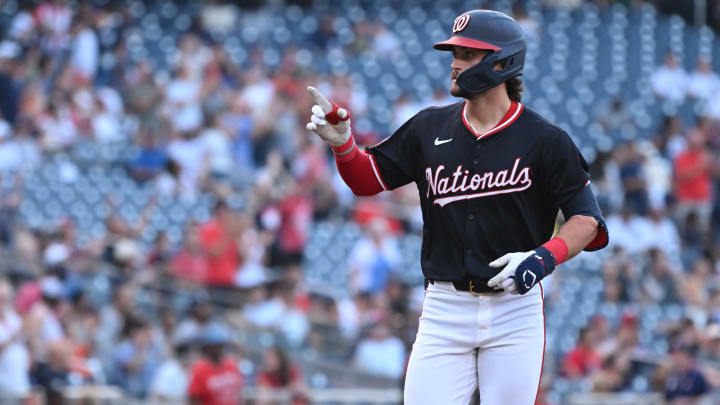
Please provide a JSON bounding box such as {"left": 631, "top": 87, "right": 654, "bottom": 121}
{"left": 0, "top": 0, "right": 720, "bottom": 404}
{"left": 0, "top": 0, "right": 424, "bottom": 403}
{"left": 543, "top": 51, "right": 720, "bottom": 403}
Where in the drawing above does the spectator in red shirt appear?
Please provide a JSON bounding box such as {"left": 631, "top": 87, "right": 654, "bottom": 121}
{"left": 171, "top": 223, "right": 208, "bottom": 284}
{"left": 188, "top": 324, "right": 244, "bottom": 405}
{"left": 256, "top": 346, "right": 309, "bottom": 405}
{"left": 563, "top": 326, "right": 603, "bottom": 379}
{"left": 673, "top": 129, "right": 713, "bottom": 232}
{"left": 199, "top": 202, "right": 239, "bottom": 286}
{"left": 269, "top": 187, "right": 313, "bottom": 268}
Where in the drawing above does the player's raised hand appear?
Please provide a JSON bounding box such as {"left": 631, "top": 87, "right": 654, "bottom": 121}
{"left": 306, "top": 86, "right": 351, "bottom": 146}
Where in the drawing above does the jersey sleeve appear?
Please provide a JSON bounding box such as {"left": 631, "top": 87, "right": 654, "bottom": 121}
{"left": 542, "top": 131, "right": 591, "bottom": 209}
{"left": 365, "top": 114, "right": 420, "bottom": 190}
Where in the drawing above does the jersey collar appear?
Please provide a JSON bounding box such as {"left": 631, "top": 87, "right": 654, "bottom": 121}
{"left": 462, "top": 101, "right": 524, "bottom": 140}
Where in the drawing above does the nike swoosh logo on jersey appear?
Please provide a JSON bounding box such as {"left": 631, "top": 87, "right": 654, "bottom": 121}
{"left": 434, "top": 137, "right": 453, "bottom": 146}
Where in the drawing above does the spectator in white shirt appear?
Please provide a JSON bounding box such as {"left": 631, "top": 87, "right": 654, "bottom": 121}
{"left": 606, "top": 206, "right": 653, "bottom": 254}
{"left": 92, "top": 98, "right": 124, "bottom": 142}
{"left": 149, "top": 343, "right": 191, "bottom": 402}
{"left": 354, "top": 323, "right": 406, "bottom": 378}
{"left": 8, "top": 3, "right": 35, "bottom": 42}
{"left": 165, "top": 66, "right": 203, "bottom": 133}
{"left": 650, "top": 53, "right": 688, "bottom": 102}
{"left": 240, "top": 68, "right": 275, "bottom": 118}
{"left": 687, "top": 59, "right": 720, "bottom": 102}
{"left": 166, "top": 131, "right": 209, "bottom": 197}
{"left": 243, "top": 285, "right": 285, "bottom": 329}
{"left": 644, "top": 208, "right": 681, "bottom": 259}
{"left": 0, "top": 120, "right": 20, "bottom": 171}
{"left": 69, "top": 16, "right": 99, "bottom": 81}
{"left": 173, "top": 300, "right": 213, "bottom": 345}
{"left": 0, "top": 279, "right": 30, "bottom": 400}
{"left": 392, "top": 93, "right": 423, "bottom": 131}
{"left": 200, "top": 113, "right": 233, "bottom": 179}
{"left": 347, "top": 219, "right": 402, "bottom": 295}
{"left": 373, "top": 23, "right": 401, "bottom": 58}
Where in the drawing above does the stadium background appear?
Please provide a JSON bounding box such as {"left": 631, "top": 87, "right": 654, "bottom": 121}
{"left": 0, "top": 0, "right": 720, "bottom": 404}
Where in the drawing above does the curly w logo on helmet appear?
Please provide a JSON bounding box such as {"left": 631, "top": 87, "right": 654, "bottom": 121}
{"left": 452, "top": 14, "right": 471, "bottom": 33}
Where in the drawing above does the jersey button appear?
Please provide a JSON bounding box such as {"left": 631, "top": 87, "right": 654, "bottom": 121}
{"left": 473, "top": 158, "right": 479, "bottom": 165}
{"left": 466, "top": 249, "right": 472, "bottom": 255}
{"left": 468, "top": 214, "right": 474, "bottom": 220}
{"left": 475, "top": 143, "right": 482, "bottom": 149}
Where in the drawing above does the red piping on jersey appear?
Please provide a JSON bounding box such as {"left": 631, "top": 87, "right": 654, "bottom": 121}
{"left": 333, "top": 135, "right": 386, "bottom": 196}
{"left": 462, "top": 101, "right": 523, "bottom": 140}
{"left": 534, "top": 282, "right": 546, "bottom": 405}
{"left": 367, "top": 153, "right": 390, "bottom": 191}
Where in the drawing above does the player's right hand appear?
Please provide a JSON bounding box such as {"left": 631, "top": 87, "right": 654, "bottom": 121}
{"left": 306, "top": 86, "right": 351, "bottom": 147}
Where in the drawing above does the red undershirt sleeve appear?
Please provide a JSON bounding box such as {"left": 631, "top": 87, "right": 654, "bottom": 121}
{"left": 332, "top": 135, "right": 388, "bottom": 196}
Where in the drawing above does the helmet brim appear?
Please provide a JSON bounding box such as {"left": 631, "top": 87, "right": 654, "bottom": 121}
{"left": 433, "top": 36, "right": 502, "bottom": 51}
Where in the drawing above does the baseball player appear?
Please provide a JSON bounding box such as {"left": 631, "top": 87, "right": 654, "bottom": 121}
{"left": 306, "top": 9, "right": 609, "bottom": 405}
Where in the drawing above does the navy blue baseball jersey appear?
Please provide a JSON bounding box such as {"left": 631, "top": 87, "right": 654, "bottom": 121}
{"left": 366, "top": 101, "right": 590, "bottom": 280}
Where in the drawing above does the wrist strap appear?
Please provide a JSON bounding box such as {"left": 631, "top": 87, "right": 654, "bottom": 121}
{"left": 542, "top": 236, "right": 569, "bottom": 265}
{"left": 331, "top": 135, "right": 356, "bottom": 155}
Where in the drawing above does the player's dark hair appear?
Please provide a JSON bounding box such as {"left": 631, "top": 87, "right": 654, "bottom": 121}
{"left": 506, "top": 77, "right": 523, "bottom": 102}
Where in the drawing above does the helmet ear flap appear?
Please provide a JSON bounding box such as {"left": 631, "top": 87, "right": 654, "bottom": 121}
{"left": 456, "top": 48, "right": 525, "bottom": 94}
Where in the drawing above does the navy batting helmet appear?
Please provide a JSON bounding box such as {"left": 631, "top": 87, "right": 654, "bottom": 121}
{"left": 434, "top": 10, "right": 526, "bottom": 94}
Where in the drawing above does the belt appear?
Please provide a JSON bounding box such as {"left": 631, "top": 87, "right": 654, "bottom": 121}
{"left": 426, "top": 278, "right": 504, "bottom": 295}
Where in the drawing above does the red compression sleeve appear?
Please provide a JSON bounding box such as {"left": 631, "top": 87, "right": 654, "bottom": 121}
{"left": 542, "top": 237, "right": 569, "bottom": 265}
{"left": 332, "top": 135, "right": 387, "bottom": 196}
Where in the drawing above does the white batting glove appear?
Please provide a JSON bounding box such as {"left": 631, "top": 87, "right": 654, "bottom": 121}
{"left": 306, "top": 86, "right": 351, "bottom": 147}
{"left": 487, "top": 251, "right": 535, "bottom": 294}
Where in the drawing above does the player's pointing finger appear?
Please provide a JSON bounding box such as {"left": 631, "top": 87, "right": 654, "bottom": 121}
{"left": 307, "top": 86, "right": 333, "bottom": 113}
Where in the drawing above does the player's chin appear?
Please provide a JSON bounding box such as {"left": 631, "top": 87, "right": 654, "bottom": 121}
{"left": 450, "top": 82, "right": 471, "bottom": 99}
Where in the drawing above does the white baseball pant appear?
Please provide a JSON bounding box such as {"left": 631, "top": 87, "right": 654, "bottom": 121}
{"left": 404, "top": 280, "right": 545, "bottom": 405}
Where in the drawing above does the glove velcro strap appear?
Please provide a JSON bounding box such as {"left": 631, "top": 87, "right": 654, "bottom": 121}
{"left": 325, "top": 102, "right": 350, "bottom": 125}
{"left": 533, "top": 246, "right": 557, "bottom": 275}
{"left": 513, "top": 247, "right": 556, "bottom": 295}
